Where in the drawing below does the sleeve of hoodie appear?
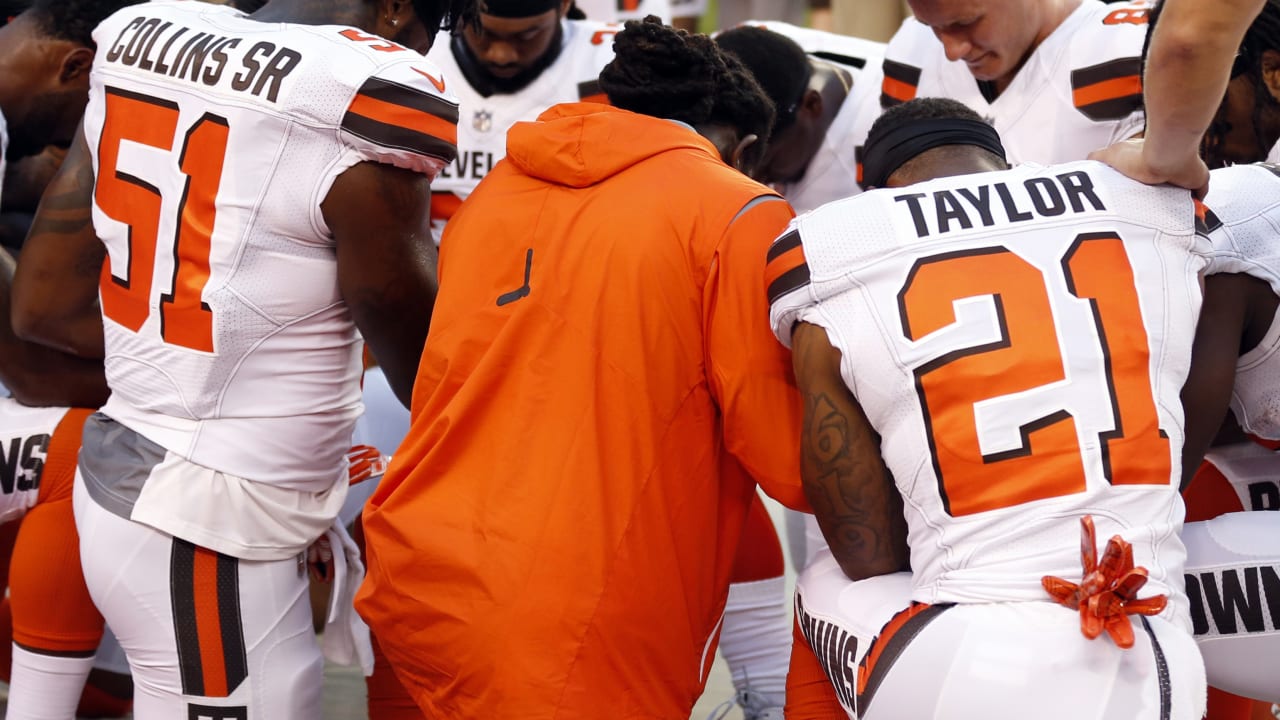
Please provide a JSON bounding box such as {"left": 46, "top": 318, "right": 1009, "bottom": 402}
{"left": 705, "top": 193, "right": 811, "bottom": 512}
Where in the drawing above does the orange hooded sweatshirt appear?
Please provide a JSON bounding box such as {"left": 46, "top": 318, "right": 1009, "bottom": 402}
{"left": 356, "top": 102, "right": 807, "bottom": 719}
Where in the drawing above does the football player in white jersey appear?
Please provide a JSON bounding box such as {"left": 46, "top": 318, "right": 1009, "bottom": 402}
{"left": 9, "top": 0, "right": 469, "bottom": 716}
{"left": 850, "top": 0, "right": 1149, "bottom": 183}
{"left": 773, "top": 97, "right": 1212, "bottom": 720}
{"left": 424, "top": 0, "right": 616, "bottom": 240}
{"left": 716, "top": 22, "right": 884, "bottom": 214}
{"left": 1175, "top": 162, "right": 1280, "bottom": 710}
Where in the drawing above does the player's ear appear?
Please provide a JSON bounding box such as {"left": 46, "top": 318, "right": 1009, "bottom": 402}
{"left": 1261, "top": 49, "right": 1280, "bottom": 105}
{"left": 379, "top": 0, "right": 416, "bottom": 31}
{"left": 799, "top": 87, "right": 823, "bottom": 122}
{"left": 58, "top": 46, "right": 93, "bottom": 86}
{"left": 558, "top": 0, "right": 573, "bottom": 17}
{"left": 729, "top": 133, "right": 759, "bottom": 173}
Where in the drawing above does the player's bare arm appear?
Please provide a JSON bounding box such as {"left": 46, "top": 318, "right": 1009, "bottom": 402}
{"left": 0, "top": 248, "right": 108, "bottom": 408}
{"left": 1091, "top": 0, "right": 1266, "bottom": 193}
{"left": 1180, "top": 272, "right": 1276, "bottom": 489}
{"left": 10, "top": 130, "right": 106, "bottom": 360}
{"left": 325, "top": 161, "right": 437, "bottom": 408}
{"left": 792, "top": 320, "right": 908, "bottom": 582}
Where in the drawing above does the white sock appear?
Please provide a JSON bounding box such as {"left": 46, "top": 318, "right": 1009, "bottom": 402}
{"left": 718, "top": 576, "right": 790, "bottom": 708}
{"left": 5, "top": 644, "right": 96, "bottom": 720}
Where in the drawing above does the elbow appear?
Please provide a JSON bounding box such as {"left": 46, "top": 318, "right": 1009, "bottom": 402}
{"left": 834, "top": 550, "right": 909, "bottom": 583}
{"left": 11, "top": 306, "right": 98, "bottom": 359}
{"left": 11, "top": 301, "right": 51, "bottom": 346}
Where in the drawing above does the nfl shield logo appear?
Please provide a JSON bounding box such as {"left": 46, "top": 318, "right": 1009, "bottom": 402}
{"left": 473, "top": 110, "right": 493, "bottom": 133}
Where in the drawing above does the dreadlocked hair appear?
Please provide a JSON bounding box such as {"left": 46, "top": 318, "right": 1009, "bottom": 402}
{"left": 25, "top": 0, "right": 143, "bottom": 47}
{"left": 600, "top": 16, "right": 775, "bottom": 150}
{"left": 413, "top": 0, "right": 479, "bottom": 36}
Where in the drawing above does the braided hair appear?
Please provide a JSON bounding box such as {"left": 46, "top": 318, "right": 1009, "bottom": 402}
{"left": 599, "top": 16, "right": 775, "bottom": 166}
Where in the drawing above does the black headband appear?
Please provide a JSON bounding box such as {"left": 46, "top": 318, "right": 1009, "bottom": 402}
{"left": 480, "top": 0, "right": 562, "bottom": 18}
{"left": 861, "top": 117, "right": 1006, "bottom": 188}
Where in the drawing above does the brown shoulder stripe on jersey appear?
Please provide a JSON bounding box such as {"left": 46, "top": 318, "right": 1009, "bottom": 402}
{"left": 813, "top": 51, "right": 867, "bottom": 69}
{"left": 880, "top": 59, "right": 921, "bottom": 108}
{"left": 1070, "top": 57, "right": 1142, "bottom": 121}
{"left": 343, "top": 77, "right": 459, "bottom": 161}
{"left": 171, "top": 540, "right": 248, "bottom": 698}
{"left": 766, "top": 230, "right": 811, "bottom": 304}
{"left": 577, "top": 79, "right": 609, "bottom": 105}
{"left": 1194, "top": 199, "right": 1223, "bottom": 235}
{"left": 856, "top": 603, "right": 953, "bottom": 718}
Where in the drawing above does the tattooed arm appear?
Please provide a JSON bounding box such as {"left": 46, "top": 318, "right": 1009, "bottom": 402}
{"left": 324, "top": 161, "right": 438, "bottom": 408}
{"left": 791, "top": 321, "right": 909, "bottom": 582}
{"left": 11, "top": 129, "right": 106, "bottom": 359}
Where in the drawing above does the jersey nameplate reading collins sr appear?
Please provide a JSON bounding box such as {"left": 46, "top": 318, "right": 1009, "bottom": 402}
{"left": 102, "top": 16, "right": 302, "bottom": 103}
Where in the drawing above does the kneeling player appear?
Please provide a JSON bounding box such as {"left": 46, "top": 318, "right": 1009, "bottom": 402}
{"left": 775, "top": 98, "right": 1212, "bottom": 719}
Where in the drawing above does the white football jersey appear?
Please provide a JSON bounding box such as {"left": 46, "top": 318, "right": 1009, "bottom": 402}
{"left": 426, "top": 19, "right": 617, "bottom": 239}
{"left": 1203, "top": 164, "right": 1280, "bottom": 441}
{"left": 738, "top": 22, "right": 885, "bottom": 213}
{"left": 850, "top": 0, "right": 1148, "bottom": 185}
{"left": 769, "top": 161, "right": 1208, "bottom": 614}
{"left": 86, "top": 2, "right": 458, "bottom": 490}
{"left": 0, "top": 399, "right": 68, "bottom": 524}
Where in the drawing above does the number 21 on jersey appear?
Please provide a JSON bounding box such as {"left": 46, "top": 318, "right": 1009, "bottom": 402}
{"left": 898, "top": 232, "right": 1171, "bottom": 517}
{"left": 97, "top": 86, "right": 228, "bottom": 353}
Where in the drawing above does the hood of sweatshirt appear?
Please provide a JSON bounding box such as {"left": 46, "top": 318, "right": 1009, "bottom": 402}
{"left": 505, "top": 102, "right": 723, "bottom": 188}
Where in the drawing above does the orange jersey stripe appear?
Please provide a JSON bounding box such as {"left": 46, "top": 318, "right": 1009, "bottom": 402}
{"left": 192, "top": 547, "right": 229, "bottom": 697}
{"left": 348, "top": 92, "right": 459, "bottom": 148}
{"left": 765, "top": 244, "right": 807, "bottom": 290}
{"left": 1072, "top": 75, "right": 1141, "bottom": 109}
{"left": 881, "top": 75, "right": 918, "bottom": 104}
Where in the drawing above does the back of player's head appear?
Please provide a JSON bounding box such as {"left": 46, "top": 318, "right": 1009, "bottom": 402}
{"left": 600, "top": 17, "right": 775, "bottom": 167}
{"left": 23, "top": 0, "right": 143, "bottom": 47}
{"left": 862, "top": 97, "right": 1008, "bottom": 188}
{"left": 714, "top": 26, "right": 811, "bottom": 134}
